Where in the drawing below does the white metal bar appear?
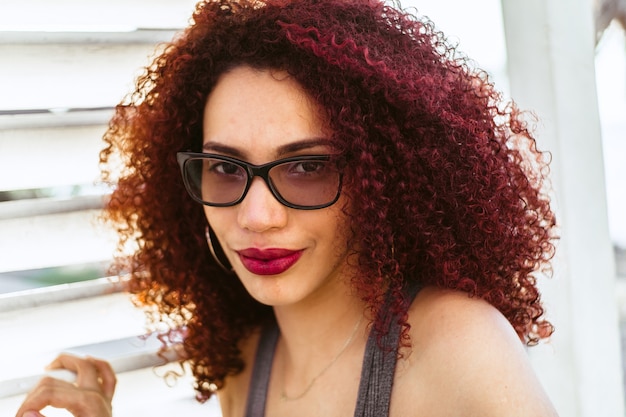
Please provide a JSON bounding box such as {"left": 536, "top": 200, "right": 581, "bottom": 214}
{"left": 0, "top": 29, "right": 178, "bottom": 45}
{"left": 0, "top": 277, "right": 124, "bottom": 312}
{"left": 0, "top": 108, "right": 114, "bottom": 130}
{"left": 0, "top": 43, "right": 165, "bottom": 111}
{"left": 0, "top": 125, "right": 106, "bottom": 190}
{"left": 0, "top": 195, "right": 106, "bottom": 220}
{"left": 0, "top": 331, "right": 181, "bottom": 398}
{"left": 501, "top": 0, "right": 625, "bottom": 416}
{"left": 0, "top": 210, "right": 116, "bottom": 273}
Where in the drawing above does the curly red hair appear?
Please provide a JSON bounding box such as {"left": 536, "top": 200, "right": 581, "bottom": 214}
{"left": 100, "top": 0, "right": 557, "bottom": 401}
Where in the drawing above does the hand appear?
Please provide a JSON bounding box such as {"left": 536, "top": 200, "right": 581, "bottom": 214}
{"left": 15, "top": 354, "right": 117, "bottom": 417}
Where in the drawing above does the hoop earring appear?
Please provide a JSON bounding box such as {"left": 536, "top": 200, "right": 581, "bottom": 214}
{"left": 205, "top": 226, "right": 233, "bottom": 273}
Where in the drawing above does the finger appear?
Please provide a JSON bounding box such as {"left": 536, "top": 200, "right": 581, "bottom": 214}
{"left": 16, "top": 377, "right": 111, "bottom": 417}
{"left": 86, "top": 357, "right": 117, "bottom": 401}
{"left": 47, "top": 354, "right": 101, "bottom": 391}
{"left": 15, "top": 377, "right": 78, "bottom": 416}
{"left": 47, "top": 354, "right": 117, "bottom": 404}
{"left": 20, "top": 411, "right": 44, "bottom": 417}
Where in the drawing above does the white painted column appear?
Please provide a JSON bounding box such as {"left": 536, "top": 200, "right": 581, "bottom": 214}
{"left": 500, "top": 1, "right": 625, "bottom": 416}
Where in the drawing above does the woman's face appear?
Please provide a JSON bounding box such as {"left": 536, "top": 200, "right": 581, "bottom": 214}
{"left": 202, "top": 65, "right": 354, "bottom": 307}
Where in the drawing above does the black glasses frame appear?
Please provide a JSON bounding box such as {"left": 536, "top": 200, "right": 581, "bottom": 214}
{"left": 176, "top": 152, "right": 343, "bottom": 210}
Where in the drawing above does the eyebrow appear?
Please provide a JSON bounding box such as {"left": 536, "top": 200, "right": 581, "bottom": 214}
{"left": 202, "top": 137, "right": 332, "bottom": 158}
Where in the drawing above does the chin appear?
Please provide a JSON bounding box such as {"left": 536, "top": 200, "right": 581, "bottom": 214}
{"left": 235, "top": 270, "right": 295, "bottom": 306}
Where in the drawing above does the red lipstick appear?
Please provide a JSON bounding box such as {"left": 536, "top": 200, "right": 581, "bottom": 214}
{"left": 237, "top": 248, "right": 303, "bottom": 275}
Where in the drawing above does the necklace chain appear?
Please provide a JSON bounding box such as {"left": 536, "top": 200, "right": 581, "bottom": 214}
{"left": 280, "top": 314, "right": 364, "bottom": 401}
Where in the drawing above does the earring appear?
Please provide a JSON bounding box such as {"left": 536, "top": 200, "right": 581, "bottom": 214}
{"left": 205, "top": 226, "right": 233, "bottom": 273}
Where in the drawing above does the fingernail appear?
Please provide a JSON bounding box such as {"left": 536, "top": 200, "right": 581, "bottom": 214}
{"left": 23, "top": 411, "right": 40, "bottom": 417}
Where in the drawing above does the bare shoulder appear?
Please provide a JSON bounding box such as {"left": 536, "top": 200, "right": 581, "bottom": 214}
{"left": 408, "top": 285, "right": 520, "bottom": 342}
{"left": 391, "top": 286, "right": 558, "bottom": 417}
{"left": 218, "top": 327, "right": 262, "bottom": 417}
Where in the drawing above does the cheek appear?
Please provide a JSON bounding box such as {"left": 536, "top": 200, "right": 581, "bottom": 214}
{"left": 323, "top": 202, "right": 353, "bottom": 253}
{"left": 204, "top": 207, "right": 229, "bottom": 233}
{"left": 203, "top": 207, "right": 213, "bottom": 226}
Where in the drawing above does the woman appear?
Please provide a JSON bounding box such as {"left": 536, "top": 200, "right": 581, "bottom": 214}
{"left": 17, "top": 0, "right": 559, "bottom": 416}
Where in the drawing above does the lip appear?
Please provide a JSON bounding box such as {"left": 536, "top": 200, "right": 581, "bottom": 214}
{"left": 237, "top": 248, "right": 303, "bottom": 276}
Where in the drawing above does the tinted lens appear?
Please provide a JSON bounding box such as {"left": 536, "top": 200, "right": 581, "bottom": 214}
{"left": 269, "top": 160, "right": 340, "bottom": 207}
{"left": 184, "top": 157, "right": 247, "bottom": 205}
{"left": 180, "top": 154, "right": 342, "bottom": 209}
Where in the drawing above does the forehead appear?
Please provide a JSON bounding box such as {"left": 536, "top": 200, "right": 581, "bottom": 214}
{"left": 202, "top": 66, "right": 329, "bottom": 161}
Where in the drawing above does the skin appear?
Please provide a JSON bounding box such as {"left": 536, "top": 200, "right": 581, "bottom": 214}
{"left": 209, "top": 66, "right": 559, "bottom": 417}
{"left": 204, "top": 66, "right": 367, "bottom": 416}
{"left": 15, "top": 354, "right": 115, "bottom": 417}
{"left": 202, "top": 66, "right": 358, "bottom": 312}
{"left": 15, "top": 66, "right": 559, "bottom": 417}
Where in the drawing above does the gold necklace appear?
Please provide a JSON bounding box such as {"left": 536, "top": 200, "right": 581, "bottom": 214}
{"left": 280, "top": 314, "right": 364, "bottom": 401}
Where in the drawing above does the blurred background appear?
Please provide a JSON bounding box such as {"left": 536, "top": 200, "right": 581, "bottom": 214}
{"left": 0, "top": 0, "right": 624, "bottom": 415}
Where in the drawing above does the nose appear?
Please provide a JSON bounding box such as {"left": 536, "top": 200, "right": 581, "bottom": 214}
{"left": 237, "top": 177, "right": 288, "bottom": 232}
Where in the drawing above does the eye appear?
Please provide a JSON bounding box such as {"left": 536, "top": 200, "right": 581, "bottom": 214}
{"left": 290, "top": 161, "right": 327, "bottom": 174}
{"left": 211, "top": 161, "right": 243, "bottom": 176}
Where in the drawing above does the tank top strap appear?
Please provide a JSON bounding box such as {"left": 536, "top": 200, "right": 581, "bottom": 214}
{"left": 243, "top": 281, "right": 422, "bottom": 417}
{"left": 244, "top": 320, "right": 279, "bottom": 417}
{"left": 353, "top": 281, "right": 422, "bottom": 417}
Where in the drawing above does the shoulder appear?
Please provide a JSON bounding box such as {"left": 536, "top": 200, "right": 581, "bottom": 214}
{"left": 390, "top": 286, "right": 558, "bottom": 417}
{"left": 409, "top": 285, "right": 519, "bottom": 344}
{"left": 217, "top": 327, "right": 262, "bottom": 417}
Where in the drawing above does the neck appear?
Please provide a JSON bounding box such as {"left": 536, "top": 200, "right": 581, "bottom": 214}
{"left": 274, "top": 278, "right": 365, "bottom": 346}
{"left": 272, "top": 280, "right": 368, "bottom": 393}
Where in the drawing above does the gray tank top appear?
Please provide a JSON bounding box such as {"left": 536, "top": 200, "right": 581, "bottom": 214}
{"left": 244, "top": 283, "right": 421, "bottom": 417}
